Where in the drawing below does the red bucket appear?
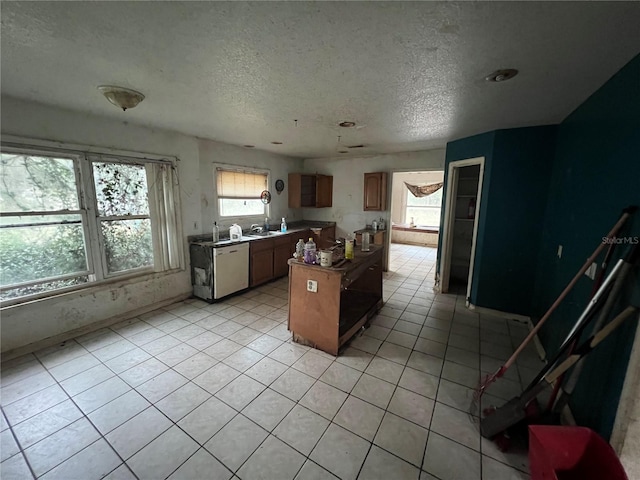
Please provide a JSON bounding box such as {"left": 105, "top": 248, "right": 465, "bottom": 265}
{"left": 529, "top": 425, "right": 628, "bottom": 480}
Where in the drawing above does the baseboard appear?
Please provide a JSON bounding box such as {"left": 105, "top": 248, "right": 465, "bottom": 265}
{"left": 466, "top": 303, "right": 531, "bottom": 323}
{"left": 1, "top": 293, "right": 191, "bottom": 362}
{"left": 467, "top": 303, "right": 547, "bottom": 361}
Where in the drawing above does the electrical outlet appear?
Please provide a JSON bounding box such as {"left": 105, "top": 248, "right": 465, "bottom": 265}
{"left": 307, "top": 280, "right": 318, "bottom": 293}
{"left": 557, "top": 245, "right": 563, "bottom": 259}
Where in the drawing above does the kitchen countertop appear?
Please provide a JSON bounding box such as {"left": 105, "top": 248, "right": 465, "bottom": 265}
{"left": 353, "top": 228, "right": 387, "bottom": 234}
{"left": 288, "top": 245, "right": 382, "bottom": 272}
{"left": 188, "top": 221, "right": 336, "bottom": 248}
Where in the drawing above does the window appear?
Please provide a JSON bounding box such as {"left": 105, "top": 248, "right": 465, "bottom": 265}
{"left": 216, "top": 167, "right": 268, "bottom": 218}
{"left": 0, "top": 145, "right": 182, "bottom": 303}
{"left": 406, "top": 188, "right": 443, "bottom": 227}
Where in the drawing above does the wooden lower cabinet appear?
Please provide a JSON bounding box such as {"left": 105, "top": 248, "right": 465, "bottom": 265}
{"left": 312, "top": 225, "right": 336, "bottom": 250}
{"left": 250, "top": 239, "right": 274, "bottom": 287}
{"left": 273, "top": 237, "right": 292, "bottom": 278}
{"left": 250, "top": 227, "right": 334, "bottom": 287}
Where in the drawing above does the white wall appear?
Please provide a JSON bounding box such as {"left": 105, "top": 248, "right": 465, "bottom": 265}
{"left": 198, "top": 139, "right": 303, "bottom": 234}
{"left": 0, "top": 96, "right": 299, "bottom": 352}
{"left": 302, "top": 150, "right": 445, "bottom": 238}
{"left": 391, "top": 170, "right": 444, "bottom": 224}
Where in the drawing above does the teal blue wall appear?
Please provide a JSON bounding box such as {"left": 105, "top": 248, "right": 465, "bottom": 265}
{"left": 438, "top": 127, "right": 556, "bottom": 315}
{"left": 437, "top": 131, "right": 495, "bottom": 304}
{"left": 440, "top": 54, "right": 640, "bottom": 439}
{"left": 531, "top": 54, "right": 640, "bottom": 439}
{"left": 476, "top": 128, "right": 556, "bottom": 314}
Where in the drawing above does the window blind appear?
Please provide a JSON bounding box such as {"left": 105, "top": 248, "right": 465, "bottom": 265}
{"left": 216, "top": 169, "right": 267, "bottom": 198}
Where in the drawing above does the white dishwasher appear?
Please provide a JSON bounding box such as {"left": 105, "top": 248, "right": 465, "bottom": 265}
{"left": 213, "top": 242, "right": 249, "bottom": 299}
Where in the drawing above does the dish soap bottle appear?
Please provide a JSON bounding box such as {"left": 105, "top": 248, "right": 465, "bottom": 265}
{"left": 264, "top": 217, "right": 270, "bottom": 232}
{"left": 304, "top": 237, "right": 316, "bottom": 264}
{"left": 213, "top": 221, "right": 220, "bottom": 242}
{"left": 280, "top": 217, "right": 287, "bottom": 233}
{"left": 295, "top": 238, "right": 305, "bottom": 261}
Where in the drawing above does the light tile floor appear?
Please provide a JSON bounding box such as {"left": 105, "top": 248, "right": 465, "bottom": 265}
{"left": 0, "top": 243, "right": 542, "bottom": 479}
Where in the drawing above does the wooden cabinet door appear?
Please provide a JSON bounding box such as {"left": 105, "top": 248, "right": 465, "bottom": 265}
{"left": 364, "top": 172, "right": 387, "bottom": 211}
{"left": 273, "top": 243, "right": 291, "bottom": 278}
{"left": 288, "top": 173, "right": 302, "bottom": 208}
{"left": 250, "top": 239, "right": 274, "bottom": 287}
{"left": 315, "top": 175, "right": 333, "bottom": 207}
{"left": 251, "top": 249, "right": 273, "bottom": 286}
{"left": 319, "top": 225, "right": 336, "bottom": 249}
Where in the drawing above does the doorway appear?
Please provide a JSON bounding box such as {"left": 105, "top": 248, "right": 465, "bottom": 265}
{"left": 387, "top": 170, "right": 444, "bottom": 276}
{"left": 439, "top": 157, "right": 485, "bottom": 302}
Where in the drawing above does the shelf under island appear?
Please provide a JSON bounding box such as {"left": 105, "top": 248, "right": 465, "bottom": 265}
{"left": 287, "top": 245, "right": 383, "bottom": 355}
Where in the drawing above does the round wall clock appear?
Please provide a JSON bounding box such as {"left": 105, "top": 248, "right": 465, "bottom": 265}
{"left": 275, "top": 179, "right": 285, "bottom": 194}
{"left": 260, "top": 190, "right": 272, "bottom": 204}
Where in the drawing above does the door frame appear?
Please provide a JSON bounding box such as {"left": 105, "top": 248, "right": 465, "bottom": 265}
{"left": 386, "top": 168, "right": 445, "bottom": 272}
{"left": 439, "top": 156, "right": 485, "bottom": 302}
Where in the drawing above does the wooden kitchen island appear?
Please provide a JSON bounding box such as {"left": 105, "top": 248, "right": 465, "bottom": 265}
{"left": 287, "top": 245, "right": 383, "bottom": 355}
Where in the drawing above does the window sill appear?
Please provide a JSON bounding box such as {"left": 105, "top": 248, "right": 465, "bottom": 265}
{"left": 392, "top": 224, "right": 440, "bottom": 234}
{"left": 0, "top": 268, "right": 186, "bottom": 310}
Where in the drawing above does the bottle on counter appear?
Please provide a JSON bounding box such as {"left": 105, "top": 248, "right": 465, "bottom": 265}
{"left": 280, "top": 217, "right": 287, "bottom": 233}
{"left": 345, "top": 234, "right": 354, "bottom": 260}
{"left": 213, "top": 221, "right": 220, "bottom": 242}
{"left": 264, "top": 217, "right": 270, "bottom": 232}
{"left": 304, "top": 237, "right": 317, "bottom": 264}
{"left": 295, "top": 238, "right": 305, "bottom": 261}
{"left": 361, "top": 232, "right": 371, "bottom": 252}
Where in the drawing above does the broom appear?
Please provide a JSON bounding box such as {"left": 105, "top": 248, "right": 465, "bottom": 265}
{"left": 472, "top": 206, "right": 637, "bottom": 402}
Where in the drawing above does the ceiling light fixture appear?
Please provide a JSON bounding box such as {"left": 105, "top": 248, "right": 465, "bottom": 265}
{"left": 97, "top": 86, "right": 145, "bottom": 111}
{"left": 244, "top": 145, "right": 255, "bottom": 148}
{"left": 485, "top": 69, "right": 519, "bottom": 83}
{"left": 338, "top": 150, "right": 349, "bottom": 154}
{"left": 271, "top": 141, "right": 283, "bottom": 145}
{"left": 339, "top": 121, "right": 356, "bottom": 128}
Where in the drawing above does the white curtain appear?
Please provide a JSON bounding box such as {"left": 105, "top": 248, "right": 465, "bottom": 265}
{"left": 148, "top": 162, "right": 183, "bottom": 271}
{"left": 404, "top": 181, "right": 444, "bottom": 198}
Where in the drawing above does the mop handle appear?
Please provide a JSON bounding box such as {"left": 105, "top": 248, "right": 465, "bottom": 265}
{"left": 545, "top": 306, "right": 639, "bottom": 384}
{"left": 499, "top": 207, "right": 635, "bottom": 374}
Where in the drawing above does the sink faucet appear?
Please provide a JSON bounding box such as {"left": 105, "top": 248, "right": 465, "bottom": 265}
{"left": 250, "top": 224, "right": 263, "bottom": 233}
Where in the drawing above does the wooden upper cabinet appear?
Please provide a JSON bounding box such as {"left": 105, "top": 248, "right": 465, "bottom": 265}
{"left": 288, "top": 173, "right": 333, "bottom": 208}
{"left": 363, "top": 172, "right": 387, "bottom": 211}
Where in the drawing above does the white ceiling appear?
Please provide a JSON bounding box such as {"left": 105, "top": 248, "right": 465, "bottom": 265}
{"left": 2, "top": 2, "right": 639, "bottom": 159}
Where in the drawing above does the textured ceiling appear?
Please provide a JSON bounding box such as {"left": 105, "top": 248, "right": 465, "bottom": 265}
{"left": 1, "top": 2, "right": 639, "bottom": 159}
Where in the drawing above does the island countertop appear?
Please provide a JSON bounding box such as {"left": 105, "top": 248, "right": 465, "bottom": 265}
{"left": 287, "top": 244, "right": 383, "bottom": 273}
{"left": 287, "top": 245, "right": 383, "bottom": 355}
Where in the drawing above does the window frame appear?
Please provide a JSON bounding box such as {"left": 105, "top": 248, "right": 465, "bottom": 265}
{"left": 88, "top": 155, "right": 155, "bottom": 279}
{"left": 404, "top": 188, "right": 443, "bottom": 227}
{"left": 213, "top": 164, "right": 270, "bottom": 223}
{"left": 0, "top": 139, "right": 183, "bottom": 306}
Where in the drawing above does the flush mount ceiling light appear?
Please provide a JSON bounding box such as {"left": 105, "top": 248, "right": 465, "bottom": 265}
{"left": 97, "top": 85, "right": 145, "bottom": 111}
{"left": 243, "top": 145, "right": 255, "bottom": 148}
{"left": 339, "top": 121, "right": 356, "bottom": 128}
{"left": 485, "top": 69, "right": 519, "bottom": 83}
{"left": 271, "top": 141, "right": 283, "bottom": 145}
